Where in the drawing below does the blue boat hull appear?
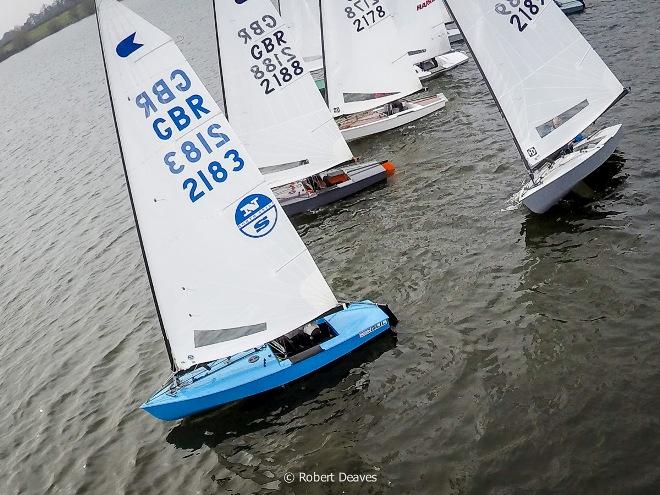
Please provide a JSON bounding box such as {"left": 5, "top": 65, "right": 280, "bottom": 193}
{"left": 141, "top": 301, "right": 396, "bottom": 421}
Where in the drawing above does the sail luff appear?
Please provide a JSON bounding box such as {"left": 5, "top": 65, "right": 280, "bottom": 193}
{"left": 212, "top": 0, "right": 229, "bottom": 118}
{"left": 94, "top": 0, "right": 176, "bottom": 371}
{"left": 442, "top": 0, "right": 532, "bottom": 174}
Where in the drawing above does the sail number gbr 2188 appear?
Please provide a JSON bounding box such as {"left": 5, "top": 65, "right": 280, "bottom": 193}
{"left": 239, "top": 15, "right": 304, "bottom": 95}
{"left": 494, "top": 0, "right": 546, "bottom": 32}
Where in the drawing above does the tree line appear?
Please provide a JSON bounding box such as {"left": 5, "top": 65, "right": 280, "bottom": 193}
{"left": 0, "top": 0, "right": 96, "bottom": 62}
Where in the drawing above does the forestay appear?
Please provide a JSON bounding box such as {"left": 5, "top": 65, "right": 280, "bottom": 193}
{"left": 390, "top": 0, "right": 451, "bottom": 65}
{"left": 214, "top": 0, "right": 353, "bottom": 188}
{"left": 444, "top": 0, "right": 626, "bottom": 168}
{"left": 321, "top": 0, "right": 423, "bottom": 117}
{"left": 278, "top": 0, "right": 323, "bottom": 72}
{"left": 96, "top": 0, "right": 337, "bottom": 370}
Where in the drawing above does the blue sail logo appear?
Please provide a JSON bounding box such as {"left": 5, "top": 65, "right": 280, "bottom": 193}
{"left": 235, "top": 194, "right": 278, "bottom": 238}
{"left": 116, "top": 33, "right": 143, "bottom": 58}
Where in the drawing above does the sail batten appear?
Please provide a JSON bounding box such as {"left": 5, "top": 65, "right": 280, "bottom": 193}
{"left": 213, "top": 0, "right": 353, "bottom": 188}
{"left": 444, "top": 0, "right": 625, "bottom": 169}
{"left": 96, "top": 0, "right": 338, "bottom": 371}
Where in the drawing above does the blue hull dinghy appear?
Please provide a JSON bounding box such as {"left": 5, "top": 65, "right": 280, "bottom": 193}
{"left": 142, "top": 302, "right": 397, "bottom": 421}
{"left": 96, "top": 0, "right": 400, "bottom": 423}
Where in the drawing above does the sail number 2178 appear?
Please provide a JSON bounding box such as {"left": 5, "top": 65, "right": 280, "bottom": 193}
{"left": 494, "top": 0, "right": 545, "bottom": 32}
{"left": 344, "top": 0, "right": 387, "bottom": 33}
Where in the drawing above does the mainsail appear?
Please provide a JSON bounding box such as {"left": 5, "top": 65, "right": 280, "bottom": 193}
{"left": 320, "top": 0, "right": 423, "bottom": 117}
{"left": 390, "top": 0, "right": 452, "bottom": 65}
{"left": 444, "top": 0, "right": 626, "bottom": 169}
{"left": 213, "top": 0, "right": 353, "bottom": 188}
{"left": 278, "top": 0, "right": 324, "bottom": 72}
{"left": 96, "top": 0, "right": 337, "bottom": 371}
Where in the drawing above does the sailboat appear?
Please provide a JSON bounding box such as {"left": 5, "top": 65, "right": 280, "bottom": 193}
{"left": 389, "top": 0, "right": 468, "bottom": 82}
{"left": 444, "top": 0, "right": 628, "bottom": 213}
{"left": 319, "top": 0, "right": 448, "bottom": 142}
{"left": 94, "top": 0, "right": 398, "bottom": 421}
{"left": 438, "top": 2, "right": 463, "bottom": 43}
{"left": 555, "top": 0, "right": 586, "bottom": 15}
{"left": 212, "top": 0, "right": 396, "bottom": 216}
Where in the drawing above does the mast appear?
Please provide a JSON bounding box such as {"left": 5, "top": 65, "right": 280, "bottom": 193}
{"left": 318, "top": 0, "right": 329, "bottom": 107}
{"left": 212, "top": 0, "right": 229, "bottom": 118}
{"left": 94, "top": 0, "right": 176, "bottom": 372}
{"left": 442, "top": 1, "right": 534, "bottom": 179}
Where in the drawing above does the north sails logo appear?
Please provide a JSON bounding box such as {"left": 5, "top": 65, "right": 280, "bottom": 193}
{"left": 417, "top": 0, "right": 436, "bottom": 10}
{"left": 359, "top": 320, "right": 387, "bottom": 338}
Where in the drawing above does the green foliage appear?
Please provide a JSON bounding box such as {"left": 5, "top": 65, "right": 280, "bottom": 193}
{"left": 0, "top": 0, "right": 98, "bottom": 63}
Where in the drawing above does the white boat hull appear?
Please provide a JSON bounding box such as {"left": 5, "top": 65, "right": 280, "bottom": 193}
{"left": 517, "top": 124, "right": 623, "bottom": 213}
{"left": 416, "top": 51, "right": 469, "bottom": 82}
{"left": 339, "top": 94, "right": 448, "bottom": 142}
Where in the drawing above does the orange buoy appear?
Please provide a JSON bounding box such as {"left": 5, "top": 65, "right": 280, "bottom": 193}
{"left": 382, "top": 160, "right": 396, "bottom": 177}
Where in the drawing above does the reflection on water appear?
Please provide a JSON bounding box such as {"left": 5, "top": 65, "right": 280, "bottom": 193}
{"left": 167, "top": 333, "right": 397, "bottom": 450}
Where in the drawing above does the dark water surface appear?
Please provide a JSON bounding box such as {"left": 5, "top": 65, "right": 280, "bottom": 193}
{"left": 1, "top": 0, "right": 659, "bottom": 493}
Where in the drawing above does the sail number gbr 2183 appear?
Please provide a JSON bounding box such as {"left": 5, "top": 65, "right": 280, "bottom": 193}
{"left": 163, "top": 123, "right": 245, "bottom": 204}
{"left": 494, "top": 0, "right": 545, "bottom": 32}
{"left": 239, "top": 15, "right": 304, "bottom": 95}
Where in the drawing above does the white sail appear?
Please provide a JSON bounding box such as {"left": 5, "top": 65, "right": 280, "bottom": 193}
{"left": 278, "top": 0, "right": 323, "bottom": 72}
{"left": 438, "top": 1, "right": 453, "bottom": 24}
{"left": 444, "top": 0, "right": 626, "bottom": 168}
{"left": 390, "top": 0, "right": 451, "bottom": 65}
{"left": 320, "top": 0, "right": 423, "bottom": 116}
{"left": 96, "top": 0, "right": 337, "bottom": 370}
{"left": 214, "top": 0, "right": 353, "bottom": 188}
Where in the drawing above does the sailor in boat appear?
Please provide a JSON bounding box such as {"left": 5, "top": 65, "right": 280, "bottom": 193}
{"left": 386, "top": 101, "right": 405, "bottom": 115}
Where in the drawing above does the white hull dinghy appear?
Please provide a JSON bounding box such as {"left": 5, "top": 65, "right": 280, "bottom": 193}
{"left": 445, "top": 0, "right": 628, "bottom": 213}
{"left": 555, "top": 0, "right": 586, "bottom": 15}
{"left": 517, "top": 125, "right": 622, "bottom": 213}
{"left": 214, "top": 0, "right": 397, "bottom": 215}
{"left": 319, "top": 0, "right": 446, "bottom": 142}
{"left": 415, "top": 51, "right": 469, "bottom": 82}
{"left": 338, "top": 94, "right": 448, "bottom": 143}
{"left": 95, "top": 0, "right": 398, "bottom": 421}
{"left": 390, "top": 0, "right": 468, "bottom": 82}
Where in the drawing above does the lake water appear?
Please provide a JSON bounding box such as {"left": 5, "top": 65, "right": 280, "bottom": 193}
{"left": 1, "top": 0, "right": 659, "bottom": 493}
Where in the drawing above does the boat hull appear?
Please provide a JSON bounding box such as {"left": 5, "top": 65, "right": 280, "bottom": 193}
{"left": 555, "top": 0, "right": 585, "bottom": 15}
{"left": 339, "top": 94, "right": 448, "bottom": 142}
{"left": 417, "top": 51, "right": 469, "bottom": 82}
{"left": 275, "top": 160, "right": 390, "bottom": 216}
{"left": 141, "top": 301, "right": 396, "bottom": 421}
{"left": 518, "top": 124, "right": 623, "bottom": 214}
